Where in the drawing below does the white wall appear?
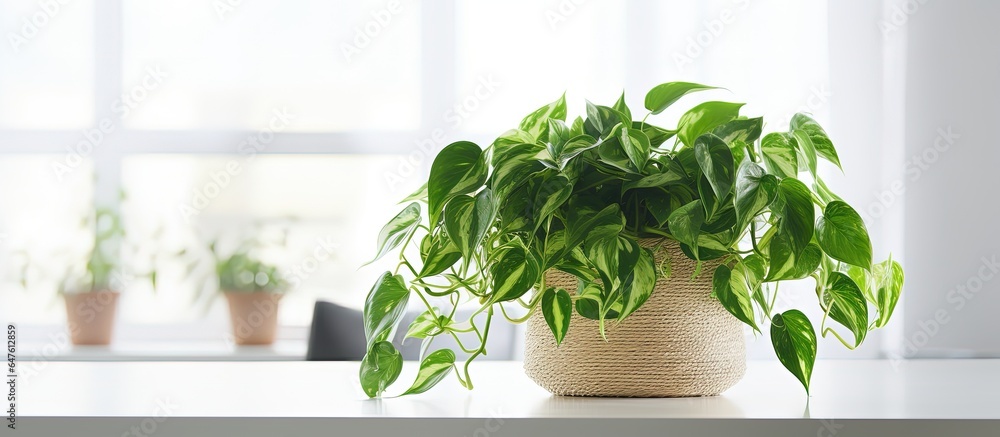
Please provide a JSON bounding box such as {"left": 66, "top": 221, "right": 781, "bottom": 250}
{"left": 902, "top": 0, "right": 1000, "bottom": 357}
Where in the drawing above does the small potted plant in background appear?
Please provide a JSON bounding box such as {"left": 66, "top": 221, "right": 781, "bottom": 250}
{"left": 205, "top": 237, "right": 289, "bottom": 346}
{"left": 359, "top": 81, "right": 904, "bottom": 398}
{"left": 14, "top": 207, "right": 127, "bottom": 345}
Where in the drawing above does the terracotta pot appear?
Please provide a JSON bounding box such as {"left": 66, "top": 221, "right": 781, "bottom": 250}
{"left": 63, "top": 290, "right": 120, "bottom": 345}
{"left": 224, "top": 291, "right": 282, "bottom": 345}
{"left": 523, "top": 239, "right": 746, "bottom": 397}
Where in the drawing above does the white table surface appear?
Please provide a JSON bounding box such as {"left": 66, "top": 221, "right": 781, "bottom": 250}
{"left": 11, "top": 359, "right": 1000, "bottom": 436}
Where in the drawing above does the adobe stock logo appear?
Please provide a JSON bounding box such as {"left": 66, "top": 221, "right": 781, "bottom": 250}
{"left": 865, "top": 126, "right": 959, "bottom": 221}
{"left": 52, "top": 65, "right": 169, "bottom": 181}
{"left": 889, "top": 255, "right": 999, "bottom": 369}
{"left": 672, "top": 0, "right": 752, "bottom": 72}
{"left": 383, "top": 74, "right": 501, "bottom": 191}
{"left": 178, "top": 108, "right": 295, "bottom": 223}
{"left": 545, "top": 0, "right": 588, "bottom": 31}
{"left": 341, "top": 0, "right": 405, "bottom": 64}
{"left": 6, "top": 0, "right": 73, "bottom": 53}
{"left": 212, "top": 0, "right": 245, "bottom": 21}
{"left": 879, "top": 0, "right": 931, "bottom": 38}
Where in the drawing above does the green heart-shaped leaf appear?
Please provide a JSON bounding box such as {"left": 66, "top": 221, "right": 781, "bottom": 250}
{"left": 791, "top": 129, "right": 818, "bottom": 178}
{"left": 667, "top": 200, "right": 705, "bottom": 259}
{"left": 873, "top": 257, "right": 904, "bottom": 328}
{"left": 363, "top": 272, "right": 410, "bottom": 347}
{"left": 569, "top": 116, "right": 585, "bottom": 137}
{"left": 613, "top": 91, "right": 633, "bottom": 122}
{"left": 401, "top": 349, "right": 456, "bottom": 396}
{"left": 546, "top": 118, "right": 571, "bottom": 154}
{"left": 534, "top": 175, "right": 573, "bottom": 231}
{"left": 817, "top": 200, "right": 873, "bottom": 269}
{"left": 712, "top": 264, "right": 758, "bottom": 331}
{"left": 401, "top": 182, "right": 427, "bottom": 202}
{"left": 428, "top": 141, "right": 488, "bottom": 228}
{"left": 618, "top": 247, "right": 657, "bottom": 321}
{"left": 734, "top": 161, "right": 778, "bottom": 232}
{"left": 621, "top": 168, "right": 687, "bottom": 192}
{"left": 489, "top": 242, "right": 541, "bottom": 304}
{"left": 584, "top": 101, "right": 626, "bottom": 139}
{"left": 542, "top": 287, "right": 572, "bottom": 345}
{"left": 761, "top": 132, "right": 798, "bottom": 179}
{"left": 555, "top": 135, "right": 601, "bottom": 170}
{"left": 444, "top": 189, "right": 496, "bottom": 264}
{"left": 575, "top": 281, "right": 615, "bottom": 320}
{"left": 620, "top": 125, "right": 651, "bottom": 170}
{"left": 776, "top": 178, "right": 815, "bottom": 257}
{"left": 677, "top": 101, "right": 745, "bottom": 147}
{"left": 771, "top": 310, "right": 817, "bottom": 394}
{"left": 585, "top": 235, "right": 640, "bottom": 296}
{"left": 520, "top": 94, "right": 567, "bottom": 141}
{"left": 694, "top": 133, "right": 735, "bottom": 200}
{"left": 823, "top": 272, "right": 869, "bottom": 347}
{"left": 405, "top": 308, "right": 449, "bottom": 340}
{"left": 489, "top": 143, "right": 545, "bottom": 201}
{"left": 765, "top": 235, "right": 822, "bottom": 281}
{"left": 791, "top": 113, "right": 841, "bottom": 170}
{"left": 712, "top": 117, "right": 763, "bottom": 145}
{"left": 365, "top": 202, "right": 421, "bottom": 265}
{"left": 644, "top": 81, "right": 719, "bottom": 115}
{"left": 557, "top": 204, "right": 624, "bottom": 265}
{"left": 417, "top": 230, "right": 462, "bottom": 278}
{"left": 359, "top": 341, "right": 403, "bottom": 398}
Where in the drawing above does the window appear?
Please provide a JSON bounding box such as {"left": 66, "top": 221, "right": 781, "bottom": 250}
{"left": 0, "top": 0, "right": 853, "bottom": 358}
{"left": 120, "top": 0, "right": 422, "bottom": 131}
{"left": 0, "top": 0, "right": 95, "bottom": 128}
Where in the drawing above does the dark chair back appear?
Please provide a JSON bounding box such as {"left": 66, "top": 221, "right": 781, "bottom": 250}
{"left": 306, "top": 301, "right": 367, "bottom": 361}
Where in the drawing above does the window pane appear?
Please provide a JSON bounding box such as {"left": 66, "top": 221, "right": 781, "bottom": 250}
{"left": 0, "top": 0, "right": 94, "bottom": 129}
{"left": 121, "top": 0, "right": 421, "bottom": 131}
{"left": 120, "top": 154, "right": 408, "bottom": 326}
{"left": 455, "top": 0, "right": 627, "bottom": 134}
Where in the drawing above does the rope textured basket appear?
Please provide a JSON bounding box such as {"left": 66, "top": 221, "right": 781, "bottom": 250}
{"left": 523, "top": 239, "right": 746, "bottom": 397}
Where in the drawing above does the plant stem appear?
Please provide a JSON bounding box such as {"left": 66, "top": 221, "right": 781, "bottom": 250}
{"left": 817, "top": 289, "right": 857, "bottom": 349}
{"left": 412, "top": 286, "right": 436, "bottom": 315}
{"left": 396, "top": 259, "right": 419, "bottom": 278}
{"left": 447, "top": 330, "right": 482, "bottom": 354}
{"left": 576, "top": 175, "right": 619, "bottom": 192}
{"left": 640, "top": 227, "right": 675, "bottom": 239}
{"left": 768, "top": 281, "right": 780, "bottom": 315}
{"left": 823, "top": 327, "right": 858, "bottom": 350}
{"left": 750, "top": 220, "right": 764, "bottom": 258}
{"left": 498, "top": 302, "right": 537, "bottom": 324}
{"left": 461, "top": 307, "right": 493, "bottom": 389}
{"left": 758, "top": 222, "right": 779, "bottom": 248}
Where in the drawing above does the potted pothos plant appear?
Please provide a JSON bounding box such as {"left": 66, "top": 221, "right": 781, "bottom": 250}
{"left": 359, "top": 81, "right": 904, "bottom": 398}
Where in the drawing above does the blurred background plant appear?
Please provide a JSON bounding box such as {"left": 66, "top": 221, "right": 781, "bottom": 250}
{"left": 187, "top": 221, "right": 295, "bottom": 301}
{"left": 8, "top": 187, "right": 183, "bottom": 298}
{"left": 213, "top": 248, "right": 288, "bottom": 294}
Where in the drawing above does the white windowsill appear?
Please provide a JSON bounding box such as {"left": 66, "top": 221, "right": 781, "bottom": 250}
{"left": 13, "top": 323, "right": 309, "bottom": 361}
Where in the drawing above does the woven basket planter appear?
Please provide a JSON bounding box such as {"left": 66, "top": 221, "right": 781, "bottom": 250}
{"left": 523, "top": 239, "right": 746, "bottom": 397}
